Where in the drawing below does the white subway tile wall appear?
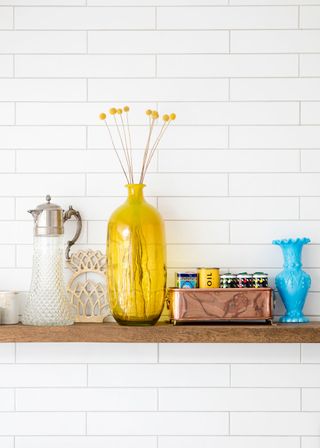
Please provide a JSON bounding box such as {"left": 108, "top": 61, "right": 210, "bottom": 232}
{"left": 1, "top": 2, "right": 320, "bottom": 446}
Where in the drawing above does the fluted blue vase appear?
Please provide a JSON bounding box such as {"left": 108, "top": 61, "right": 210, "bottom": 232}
{"left": 272, "top": 238, "right": 311, "bottom": 323}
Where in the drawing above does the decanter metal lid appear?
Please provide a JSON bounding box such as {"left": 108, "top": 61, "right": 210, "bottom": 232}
{"left": 28, "top": 194, "right": 82, "bottom": 260}
{"left": 28, "top": 195, "right": 64, "bottom": 237}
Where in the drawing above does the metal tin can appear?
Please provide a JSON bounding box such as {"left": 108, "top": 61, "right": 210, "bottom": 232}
{"left": 198, "top": 267, "right": 220, "bottom": 288}
{"left": 253, "top": 272, "right": 268, "bottom": 288}
{"left": 176, "top": 272, "right": 198, "bottom": 289}
{"left": 237, "top": 272, "right": 253, "bottom": 288}
{"left": 220, "top": 273, "right": 237, "bottom": 288}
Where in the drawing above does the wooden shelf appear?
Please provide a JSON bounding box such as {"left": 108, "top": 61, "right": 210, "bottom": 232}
{"left": 0, "top": 322, "right": 320, "bottom": 343}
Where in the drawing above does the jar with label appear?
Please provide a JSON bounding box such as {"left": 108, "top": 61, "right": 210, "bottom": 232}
{"left": 220, "top": 273, "right": 237, "bottom": 288}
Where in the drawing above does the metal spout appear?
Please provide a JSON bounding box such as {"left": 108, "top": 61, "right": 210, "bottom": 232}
{"left": 28, "top": 209, "right": 42, "bottom": 222}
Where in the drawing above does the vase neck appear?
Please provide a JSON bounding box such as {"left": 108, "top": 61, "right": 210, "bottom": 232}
{"left": 280, "top": 244, "right": 303, "bottom": 269}
{"left": 126, "top": 184, "right": 145, "bottom": 203}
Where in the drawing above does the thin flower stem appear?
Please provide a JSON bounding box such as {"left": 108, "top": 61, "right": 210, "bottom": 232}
{"left": 126, "top": 111, "right": 134, "bottom": 183}
{"left": 120, "top": 114, "right": 133, "bottom": 183}
{"left": 114, "top": 115, "right": 131, "bottom": 180}
{"left": 103, "top": 119, "right": 129, "bottom": 184}
{"left": 141, "top": 121, "right": 170, "bottom": 182}
{"left": 140, "top": 117, "right": 155, "bottom": 184}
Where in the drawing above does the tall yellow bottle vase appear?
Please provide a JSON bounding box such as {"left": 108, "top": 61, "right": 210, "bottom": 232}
{"left": 107, "top": 184, "right": 167, "bottom": 326}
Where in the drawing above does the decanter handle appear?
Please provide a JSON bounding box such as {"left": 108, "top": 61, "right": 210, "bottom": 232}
{"left": 63, "top": 206, "right": 82, "bottom": 261}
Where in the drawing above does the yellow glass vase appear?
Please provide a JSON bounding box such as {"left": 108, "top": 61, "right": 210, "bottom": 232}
{"left": 107, "top": 184, "right": 167, "bottom": 325}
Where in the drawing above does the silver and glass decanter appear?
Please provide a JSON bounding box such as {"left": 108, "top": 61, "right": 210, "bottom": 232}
{"left": 22, "top": 195, "right": 82, "bottom": 326}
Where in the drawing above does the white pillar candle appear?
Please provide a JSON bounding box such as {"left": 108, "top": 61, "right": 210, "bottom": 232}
{"left": 0, "top": 291, "right": 21, "bottom": 324}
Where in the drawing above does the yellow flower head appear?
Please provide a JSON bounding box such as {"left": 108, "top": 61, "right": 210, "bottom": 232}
{"left": 146, "top": 109, "right": 152, "bottom": 116}
{"left": 124, "top": 106, "right": 130, "bottom": 112}
{"left": 170, "top": 113, "right": 176, "bottom": 121}
{"left": 109, "top": 108, "right": 117, "bottom": 115}
{"left": 117, "top": 108, "right": 123, "bottom": 115}
{"left": 99, "top": 112, "right": 106, "bottom": 120}
{"left": 152, "top": 110, "right": 159, "bottom": 119}
{"left": 163, "top": 114, "right": 170, "bottom": 122}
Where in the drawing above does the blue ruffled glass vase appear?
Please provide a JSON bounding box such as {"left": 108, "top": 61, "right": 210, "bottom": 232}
{"left": 272, "top": 238, "right": 311, "bottom": 323}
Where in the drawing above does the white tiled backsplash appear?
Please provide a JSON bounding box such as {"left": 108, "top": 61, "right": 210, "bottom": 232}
{"left": 1, "top": 1, "right": 320, "bottom": 446}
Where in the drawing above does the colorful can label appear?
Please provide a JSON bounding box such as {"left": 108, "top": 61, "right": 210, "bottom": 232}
{"left": 237, "top": 273, "right": 253, "bottom": 288}
{"left": 253, "top": 272, "right": 268, "bottom": 288}
{"left": 176, "top": 272, "right": 198, "bottom": 289}
{"left": 220, "top": 273, "right": 237, "bottom": 288}
{"left": 198, "top": 268, "right": 220, "bottom": 288}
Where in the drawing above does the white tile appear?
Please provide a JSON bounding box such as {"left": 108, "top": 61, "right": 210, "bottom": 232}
{"left": 0, "top": 31, "right": 86, "bottom": 53}
{"left": 16, "top": 342, "right": 157, "bottom": 363}
{"left": 89, "top": 0, "right": 227, "bottom": 3}
{"left": 0, "top": 7, "right": 13, "bottom": 29}
{"left": 0, "top": 150, "right": 14, "bottom": 172}
{"left": 0, "top": 390, "right": 14, "bottom": 411}
{"left": 167, "top": 244, "right": 284, "bottom": 268}
{"left": 0, "top": 344, "right": 15, "bottom": 363}
{"left": 0, "top": 246, "right": 15, "bottom": 268}
{"left": 0, "top": 104, "right": 14, "bottom": 125}
{"left": 16, "top": 388, "right": 157, "bottom": 411}
{"left": 87, "top": 173, "right": 228, "bottom": 196}
{"left": 231, "top": 412, "right": 320, "bottom": 436}
{"left": 232, "top": 364, "right": 320, "bottom": 387}
{"left": 302, "top": 103, "right": 320, "bottom": 125}
{"left": 302, "top": 437, "right": 320, "bottom": 448}
{"left": 15, "top": 6, "right": 154, "bottom": 29}
{"left": 0, "top": 412, "right": 85, "bottom": 436}
{"left": 16, "top": 55, "right": 155, "bottom": 78}
{"left": 158, "top": 54, "right": 298, "bottom": 78}
{"left": 1, "top": 0, "right": 84, "bottom": 3}
{"left": 230, "top": 125, "right": 320, "bottom": 149}
{"left": 17, "top": 103, "right": 154, "bottom": 126}
{"left": 165, "top": 221, "right": 229, "bottom": 244}
{"left": 159, "top": 437, "right": 300, "bottom": 448}
{"left": 302, "top": 389, "right": 320, "bottom": 410}
{"left": 89, "top": 364, "right": 229, "bottom": 387}
{"left": 0, "top": 222, "right": 32, "bottom": 244}
{"left": 159, "top": 197, "right": 299, "bottom": 220}
{"left": 0, "top": 174, "right": 85, "bottom": 196}
{"left": 159, "top": 149, "right": 299, "bottom": 172}
{"left": 231, "top": 78, "right": 320, "bottom": 101}
{"left": 158, "top": 6, "right": 297, "bottom": 29}
{"left": 0, "top": 126, "right": 86, "bottom": 149}
{"left": 0, "top": 55, "right": 13, "bottom": 76}
{"left": 301, "top": 6, "right": 320, "bottom": 28}
{"left": 17, "top": 149, "right": 157, "bottom": 174}
{"left": 0, "top": 439, "right": 13, "bottom": 448}
{"left": 302, "top": 343, "right": 320, "bottom": 363}
{"left": 87, "top": 412, "right": 228, "bottom": 436}
{"left": 301, "top": 55, "right": 320, "bottom": 76}
{"left": 231, "top": 30, "right": 320, "bottom": 53}
{"left": 89, "top": 79, "right": 228, "bottom": 102}
{"left": 0, "top": 79, "right": 86, "bottom": 101}
{"left": 0, "top": 364, "right": 87, "bottom": 387}
{"left": 89, "top": 125, "right": 228, "bottom": 149}
{"left": 229, "top": 173, "right": 320, "bottom": 196}
{"left": 159, "top": 343, "right": 300, "bottom": 363}
{"left": 302, "top": 150, "right": 320, "bottom": 171}
{"left": 231, "top": 0, "right": 320, "bottom": 3}
{"left": 159, "top": 388, "right": 300, "bottom": 411}
{"left": 15, "top": 436, "right": 157, "bottom": 448}
{"left": 231, "top": 221, "right": 320, "bottom": 244}
{"left": 0, "top": 199, "right": 15, "bottom": 220}
{"left": 89, "top": 30, "right": 228, "bottom": 53}
{"left": 301, "top": 197, "right": 320, "bottom": 219}
{"left": 161, "top": 102, "right": 298, "bottom": 126}
{"left": 0, "top": 269, "right": 31, "bottom": 290}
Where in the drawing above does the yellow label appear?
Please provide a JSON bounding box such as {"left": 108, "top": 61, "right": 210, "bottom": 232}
{"left": 198, "top": 268, "right": 220, "bottom": 288}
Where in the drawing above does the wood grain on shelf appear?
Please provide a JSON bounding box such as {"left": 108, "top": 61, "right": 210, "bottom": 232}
{"left": 0, "top": 322, "right": 320, "bottom": 343}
